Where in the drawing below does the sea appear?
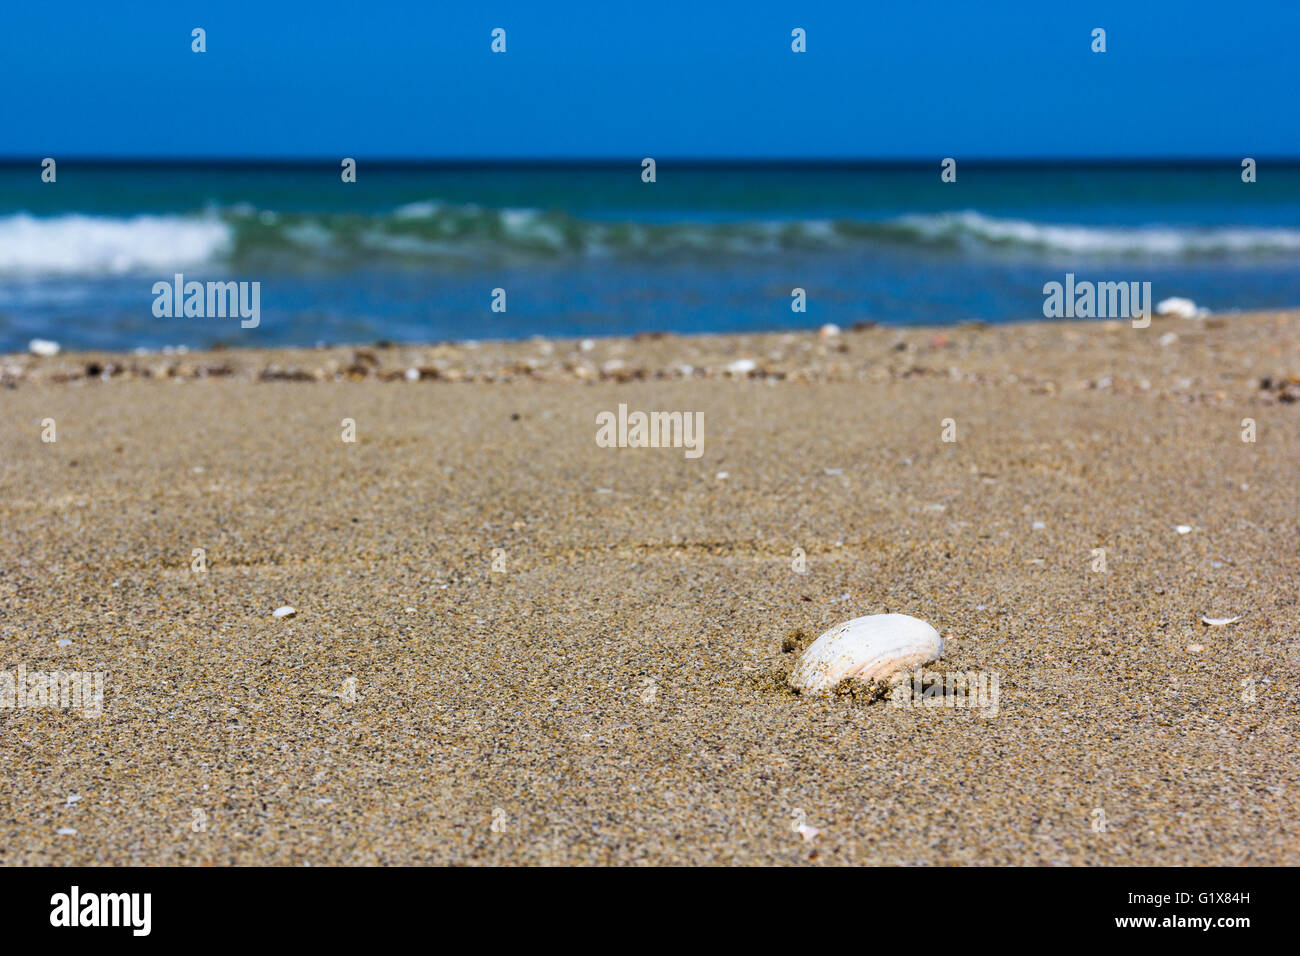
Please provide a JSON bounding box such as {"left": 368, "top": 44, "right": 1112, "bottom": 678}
{"left": 2, "top": 161, "right": 1298, "bottom": 352}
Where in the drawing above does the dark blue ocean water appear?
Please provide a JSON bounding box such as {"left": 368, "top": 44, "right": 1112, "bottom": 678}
{"left": 2, "top": 162, "right": 1298, "bottom": 351}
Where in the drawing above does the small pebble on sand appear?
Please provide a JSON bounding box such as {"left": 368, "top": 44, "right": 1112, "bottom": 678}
{"left": 272, "top": 606, "right": 297, "bottom": 619}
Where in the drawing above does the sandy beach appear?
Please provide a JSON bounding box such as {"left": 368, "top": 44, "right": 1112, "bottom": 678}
{"left": 1, "top": 309, "right": 1297, "bottom": 866}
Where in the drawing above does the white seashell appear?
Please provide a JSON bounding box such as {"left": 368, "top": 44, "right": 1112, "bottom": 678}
{"left": 272, "top": 606, "right": 297, "bottom": 619}
{"left": 28, "top": 338, "right": 60, "bottom": 356}
{"left": 1156, "top": 297, "right": 1198, "bottom": 319}
{"left": 1174, "top": 525, "right": 1192, "bottom": 534}
{"left": 725, "top": 358, "right": 757, "bottom": 375}
{"left": 818, "top": 323, "right": 841, "bottom": 338}
{"left": 796, "top": 824, "right": 821, "bottom": 842}
{"left": 1201, "top": 615, "right": 1241, "bottom": 626}
{"left": 56, "top": 827, "right": 77, "bottom": 836}
{"left": 790, "top": 613, "right": 944, "bottom": 696}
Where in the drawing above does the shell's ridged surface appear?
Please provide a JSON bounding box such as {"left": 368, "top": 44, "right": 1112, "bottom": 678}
{"left": 789, "top": 613, "right": 943, "bottom": 696}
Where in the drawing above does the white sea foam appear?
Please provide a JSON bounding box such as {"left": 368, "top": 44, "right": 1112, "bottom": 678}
{"left": 2, "top": 206, "right": 1297, "bottom": 277}
{"left": 392, "top": 200, "right": 445, "bottom": 219}
{"left": 895, "top": 210, "right": 1300, "bottom": 257}
{"left": 0, "top": 213, "right": 231, "bottom": 276}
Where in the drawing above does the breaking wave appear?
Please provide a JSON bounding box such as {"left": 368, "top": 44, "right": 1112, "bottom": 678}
{"left": 2, "top": 205, "right": 1297, "bottom": 276}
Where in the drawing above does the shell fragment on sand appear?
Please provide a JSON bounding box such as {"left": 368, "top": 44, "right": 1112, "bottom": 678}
{"left": 796, "top": 824, "right": 821, "bottom": 842}
{"left": 272, "top": 606, "right": 297, "bottom": 619}
{"left": 1156, "top": 297, "right": 1202, "bottom": 319}
{"left": 28, "top": 338, "right": 60, "bottom": 357}
{"left": 1201, "top": 615, "right": 1242, "bottom": 626}
{"left": 789, "top": 613, "right": 944, "bottom": 696}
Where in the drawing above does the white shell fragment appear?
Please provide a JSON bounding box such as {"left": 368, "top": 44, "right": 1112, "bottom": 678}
{"left": 272, "top": 606, "right": 297, "bottom": 619}
{"left": 1174, "top": 525, "right": 1192, "bottom": 534}
{"left": 1201, "top": 615, "right": 1241, "bottom": 627}
{"left": 1156, "top": 297, "right": 1198, "bottom": 319}
{"left": 790, "top": 613, "right": 944, "bottom": 696}
{"left": 28, "top": 338, "right": 60, "bottom": 356}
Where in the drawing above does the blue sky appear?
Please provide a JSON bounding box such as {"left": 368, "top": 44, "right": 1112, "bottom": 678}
{"left": 3, "top": 0, "right": 1297, "bottom": 159}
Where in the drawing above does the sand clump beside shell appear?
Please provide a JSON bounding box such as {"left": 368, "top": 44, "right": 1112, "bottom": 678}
{"left": 789, "top": 613, "right": 944, "bottom": 696}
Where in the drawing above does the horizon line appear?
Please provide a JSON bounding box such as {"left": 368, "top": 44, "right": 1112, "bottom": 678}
{"left": 2, "top": 156, "right": 1296, "bottom": 168}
